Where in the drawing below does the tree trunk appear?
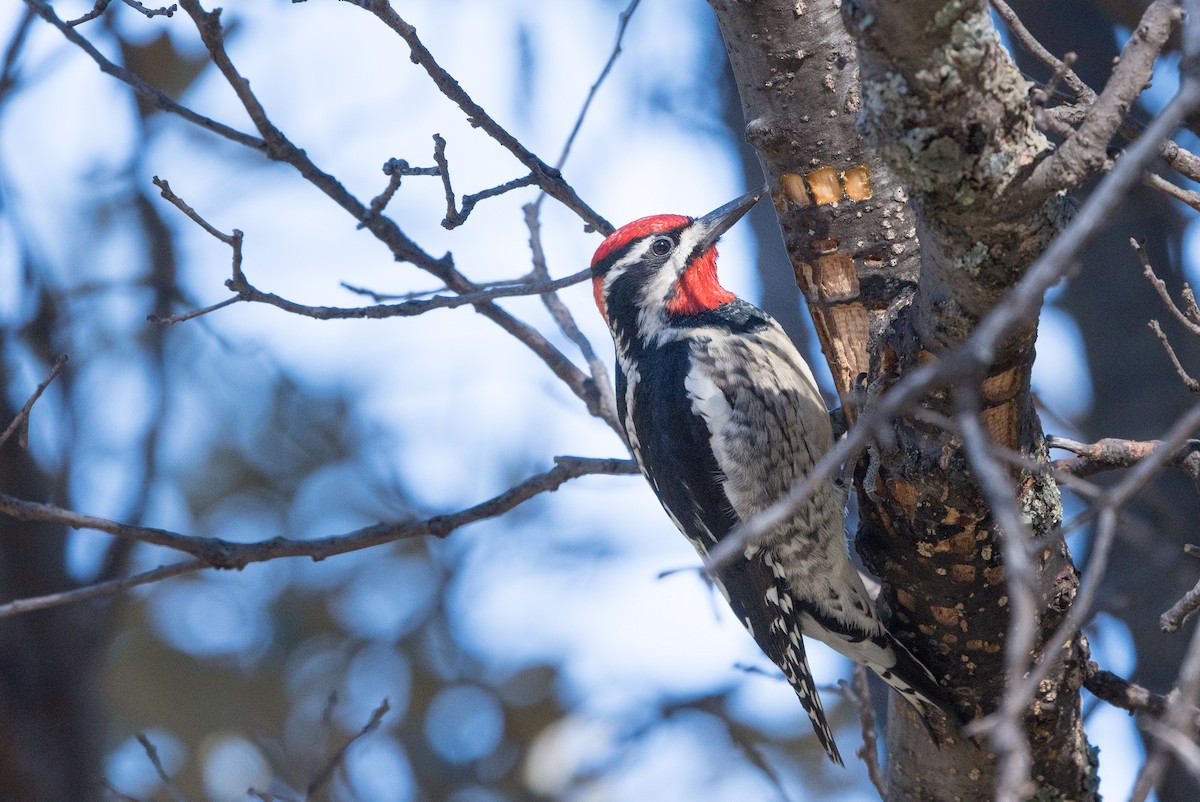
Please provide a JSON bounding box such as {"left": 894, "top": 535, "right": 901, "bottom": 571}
{"left": 0, "top": 388, "right": 103, "bottom": 800}
{"left": 707, "top": 1, "right": 1095, "bottom": 798}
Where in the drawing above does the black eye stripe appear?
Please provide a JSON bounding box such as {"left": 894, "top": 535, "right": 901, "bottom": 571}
{"left": 591, "top": 242, "right": 636, "bottom": 278}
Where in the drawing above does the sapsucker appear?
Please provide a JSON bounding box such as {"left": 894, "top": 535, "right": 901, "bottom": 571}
{"left": 589, "top": 187, "right": 953, "bottom": 764}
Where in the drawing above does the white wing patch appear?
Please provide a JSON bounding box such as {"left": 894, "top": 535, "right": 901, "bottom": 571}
{"left": 684, "top": 363, "right": 733, "bottom": 442}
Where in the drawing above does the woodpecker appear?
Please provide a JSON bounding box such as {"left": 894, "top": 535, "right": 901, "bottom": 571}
{"left": 590, "top": 187, "right": 953, "bottom": 764}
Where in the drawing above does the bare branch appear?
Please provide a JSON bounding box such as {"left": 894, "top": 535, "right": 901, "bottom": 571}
{"left": 305, "top": 699, "right": 389, "bottom": 799}
{"left": 36, "top": 1, "right": 612, "bottom": 433}
{"left": 0, "top": 561, "right": 204, "bottom": 620}
{"left": 1139, "top": 237, "right": 1200, "bottom": 334}
{"left": 1085, "top": 667, "right": 1169, "bottom": 718}
{"left": 160, "top": 270, "right": 595, "bottom": 325}
{"left": 911, "top": 408, "right": 1105, "bottom": 502}
{"left": 1027, "top": 1, "right": 1182, "bottom": 194}
{"left": 1163, "top": 547, "right": 1200, "bottom": 632}
{"left": 431, "top": 135, "right": 541, "bottom": 229}
{"left": 1131, "top": 603, "right": 1200, "bottom": 800}
{"left": 150, "top": 171, "right": 613, "bottom": 429}
{"left": 152, "top": 175, "right": 241, "bottom": 252}
{"left": 0, "top": 456, "right": 638, "bottom": 575}
{"left": 0, "top": 353, "right": 67, "bottom": 451}
{"left": 1143, "top": 170, "right": 1200, "bottom": 211}
{"left": 102, "top": 780, "right": 149, "bottom": 802}
{"left": 1149, "top": 320, "right": 1200, "bottom": 392}
{"left": 136, "top": 733, "right": 189, "bottom": 802}
{"left": 525, "top": 203, "right": 621, "bottom": 431}
{"left": 357, "top": 157, "right": 439, "bottom": 230}
{"left": 67, "top": 0, "right": 177, "bottom": 27}
{"left": 972, "top": 403, "right": 1200, "bottom": 750}
{"left": 1048, "top": 434, "right": 1200, "bottom": 481}
{"left": 551, "top": 0, "right": 642, "bottom": 175}
{"left": 149, "top": 295, "right": 242, "bottom": 326}
{"left": 842, "top": 665, "right": 886, "bottom": 800}
{"left": 707, "top": 75, "right": 1200, "bottom": 573}
{"left": 347, "top": 0, "right": 612, "bottom": 235}
{"left": 0, "top": 7, "right": 34, "bottom": 104}
{"left": 1165, "top": 589, "right": 1200, "bottom": 633}
{"left": 155, "top": 172, "right": 593, "bottom": 318}
{"left": 1143, "top": 716, "right": 1200, "bottom": 783}
{"left": 450, "top": 173, "right": 540, "bottom": 229}
{"left": 1162, "top": 136, "right": 1200, "bottom": 184}
{"left": 989, "top": 0, "right": 1094, "bottom": 105}
{"left": 25, "top": 0, "right": 264, "bottom": 149}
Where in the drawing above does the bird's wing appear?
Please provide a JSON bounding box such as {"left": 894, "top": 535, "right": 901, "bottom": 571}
{"left": 621, "top": 337, "right": 844, "bottom": 764}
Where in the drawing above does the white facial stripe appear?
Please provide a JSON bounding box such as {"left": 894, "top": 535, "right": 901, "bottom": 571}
{"left": 673, "top": 223, "right": 709, "bottom": 266}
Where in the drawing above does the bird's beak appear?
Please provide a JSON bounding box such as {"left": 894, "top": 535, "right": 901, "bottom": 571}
{"left": 690, "top": 186, "right": 767, "bottom": 260}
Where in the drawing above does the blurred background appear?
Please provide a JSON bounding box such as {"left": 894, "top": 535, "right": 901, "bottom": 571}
{"left": 0, "top": 0, "right": 1197, "bottom": 800}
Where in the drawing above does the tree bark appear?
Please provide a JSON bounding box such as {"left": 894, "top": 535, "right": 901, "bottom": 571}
{"left": 708, "top": 1, "right": 1095, "bottom": 798}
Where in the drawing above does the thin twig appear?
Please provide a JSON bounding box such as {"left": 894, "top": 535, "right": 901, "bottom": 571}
{"left": 1142, "top": 716, "right": 1200, "bottom": 783}
{"left": 551, "top": 0, "right": 642, "bottom": 175}
{"left": 0, "top": 561, "right": 204, "bottom": 619}
{"left": 34, "top": 0, "right": 619, "bottom": 435}
{"left": 153, "top": 176, "right": 240, "bottom": 249}
{"left": 136, "top": 733, "right": 189, "bottom": 802}
{"left": 348, "top": 0, "right": 612, "bottom": 235}
{"left": 1163, "top": 561, "right": 1200, "bottom": 633}
{"left": 1149, "top": 320, "right": 1200, "bottom": 392}
{"left": 972, "top": 403, "right": 1200, "bottom": 746}
{"left": 102, "top": 780, "right": 148, "bottom": 802}
{"left": 66, "top": 0, "right": 176, "bottom": 27}
{"left": 909, "top": 407, "right": 1108, "bottom": 505}
{"left": 149, "top": 296, "right": 242, "bottom": 326}
{"left": 844, "top": 665, "right": 886, "bottom": 800}
{"left": 1131, "top": 603, "right": 1200, "bottom": 800}
{"left": 989, "top": 0, "right": 1094, "bottom": 105}
{"left": 1138, "top": 237, "right": 1200, "bottom": 334}
{"left": 160, "top": 270, "right": 595, "bottom": 324}
{"left": 340, "top": 276, "right": 549, "bottom": 303}
{"left": 0, "top": 7, "right": 34, "bottom": 104}
{"left": 1161, "top": 136, "right": 1200, "bottom": 185}
{"left": 26, "top": 0, "right": 265, "bottom": 149}
{"left": 1143, "top": 170, "right": 1200, "bottom": 212}
{"left": 153, "top": 175, "right": 598, "bottom": 331}
{"left": 355, "top": 157, "right": 423, "bottom": 229}
{"left": 121, "top": 0, "right": 177, "bottom": 19}
{"left": 525, "top": 203, "right": 621, "bottom": 431}
{"left": 306, "top": 700, "right": 389, "bottom": 799}
{"left": 0, "top": 354, "right": 67, "bottom": 451}
{"left": 431, "top": 135, "right": 543, "bottom": 227}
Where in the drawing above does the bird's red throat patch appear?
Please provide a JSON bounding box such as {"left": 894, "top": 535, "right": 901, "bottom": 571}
{"left": 665, "top": 248, "right": 735, "bottom": 317}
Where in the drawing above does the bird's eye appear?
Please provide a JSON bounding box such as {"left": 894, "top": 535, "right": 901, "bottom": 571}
{"left": 650, "top": 236, "right": 674, "bottom": 256}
